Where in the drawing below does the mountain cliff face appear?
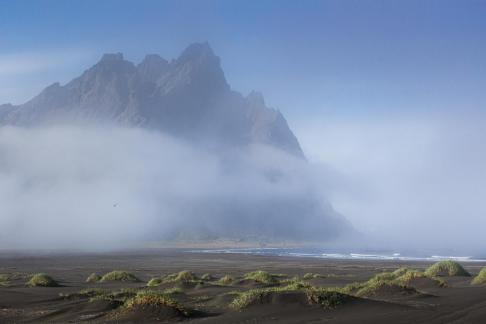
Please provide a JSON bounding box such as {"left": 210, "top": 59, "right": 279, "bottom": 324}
{"left": 0, "top": 42, "right": 304, "bottom": 157}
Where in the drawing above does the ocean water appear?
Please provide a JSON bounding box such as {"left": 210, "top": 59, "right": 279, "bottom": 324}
{"left": 188, "top": 247, "right": 486, "bottom": 262}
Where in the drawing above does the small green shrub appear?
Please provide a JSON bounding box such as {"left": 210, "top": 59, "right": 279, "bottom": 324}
{"left": 89, "top": 288, "right": 137, "bottom": 303}
{"left": 146, "top": 278, "right": 163, "bottom": 287}
{"left": 0, "top": 274, "right": 8, "bottom": 286}
{"left": 163, "top": 271, "right": 198, "bottom": 283}
{"left": 471, "top": 267, "right": 486, "bottom": 285}
{"left": 26, "top": 273, "right": 59, "bottom": 287}
{"left": 244, "top": 270, "right": 278, "bottom": 284}
{"left": 86, "top": 273, "right": 101, "bottom": 283}
{"left": 229, "top": 285, "right": 349, "bottom": 310}
{"left": 100, "top": 271, "right": 140, "bottom": 282}
{"left": 303, "top": 273, "right": 317, "bottom": 280}
{"left": 217, "top": 275, "right": 234, "bottom": 285}
{"left": 124, "top": 290, "right": 187, "bottom": 316}
{"left": 60, "top": 288, "right": 106, "bottom": 299}
{"left": 306, "top": 287, "right": 351, "bottom": 308}
{"left": 425, "top": 261, "right": 470, "bottom": 277}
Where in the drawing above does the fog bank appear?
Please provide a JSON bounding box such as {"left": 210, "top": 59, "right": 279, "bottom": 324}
{"left": 0, "top": 126, "right": 349, "bottom": 249}
{"left": 296, "top": 111, "right": 486, "bottom": 254}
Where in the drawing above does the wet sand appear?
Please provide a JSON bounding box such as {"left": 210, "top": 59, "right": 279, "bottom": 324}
{"left": 1, "top": 249, "right": 486, "bottom": 323}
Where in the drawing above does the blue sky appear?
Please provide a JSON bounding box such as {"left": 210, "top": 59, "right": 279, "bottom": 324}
{"left": 1, "top": 0, "right": 485, "bottom": 120}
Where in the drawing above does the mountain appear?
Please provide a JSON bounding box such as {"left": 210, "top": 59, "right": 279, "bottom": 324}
{"left": 0, "top": 42, "right": 304, "bottom": 158}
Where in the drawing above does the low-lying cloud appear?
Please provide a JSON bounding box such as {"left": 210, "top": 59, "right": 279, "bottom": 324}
{"left": 0, "top": 126, "right": 348, "bottom": 249}
{"left": 295, "top": 110, "right": 486, "bottom": 254}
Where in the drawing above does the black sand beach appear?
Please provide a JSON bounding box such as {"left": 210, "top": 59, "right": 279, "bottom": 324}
{"left": 1, "top": 249, "right": 486, "bottom": 323}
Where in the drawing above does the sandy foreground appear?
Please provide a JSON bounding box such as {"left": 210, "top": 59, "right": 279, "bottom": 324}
{"left": 1, "top": 249, "right": 486, "bottom": 323}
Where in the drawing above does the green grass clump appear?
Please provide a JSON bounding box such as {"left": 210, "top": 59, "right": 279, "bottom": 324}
{"left": 89, "top": 288, "right": 137, "bottom": 303}
{"left": 26, "top": 273, "right": 59, "bottom": 287}
{"left": 306, "top": 287, "right": 352, "bottom": 308}
{"left": 303, "top": 273, "right": 318, "bottom": 280}
{"left": 338, "top": 268, "right": 447, "bottom": 297}
{"left": 0, "top": 274, "right": 9, "bottom": 286}
{"left": 86, "top": 273, "right": 101, "bottom": 283}
{"left": 124, "top": 290, "right": 188, "bottom": 316}
{"left": 425, "top": 261, "right": 470, "bottom": 277}
{"left": 60, "top": 288, "right": 106, "bottom": 299}
{"left": 163, "top": 271, "right": 198, "bottom": 283}
{"left": 281, "top": 276, "right": 312, "bottom": 289}
{"left": 100, "top": 271, "right": 140, "bottom": 282}
{"left": 392, "top": 267, "right": 410, "bottom": 277}
{"left": 229, "top": 288, "right": 281, "bottom": 310}
{"left": 244, "top": 270, "right": 278, "bottom": 284}
{"left": 229, "top": 284, "right": 349, "bottom": 310}
{"left": 471, "top": 267, "right": 486, "bottom": 285}
{"left": 394, "top": 269, "right": 447, "bottom": 288}
{"left": 355, "top": 281, "right": 415, "bottom": 297}
{"left": 217, "top": 275, "right": 234, "bottom": 285}
{"left": 146, "top": 278, "right": 163, "bottom": 287}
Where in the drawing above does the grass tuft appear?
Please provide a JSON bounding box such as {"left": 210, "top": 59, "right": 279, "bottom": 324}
{"left": 86, "top": 273, "right": 101, "bottom": 283}
{"left": 425, "top": 261, "right": 470, "bottom": 277}
{"left": 124, "top": 290, "right": 188, "bottom": 316}
{"left": 26, "top": 273, "right": 59, "bottom": 287}
{"left": 89, "top": 288, "right": 137, "bottom": 303}
{"left": 0, "top": 274, "right": 9, "bottom": 286}
{"left": 471, "top": 267, "right": 486, "bottom": 285}
{"left": 229, "top": 284, "right": 349, "bottom": 310}
{"left": 217, "top": 275, "right": 234, "bottom": 285}
{"left": 243, "top": 270, "right": 278, "bottom": 284}
{"left": 100, "top": 271, "right": 140, "bottom": 282}
{"left": 306, "top": 287, "right": 351, "bottom": 308}
{"left": 163, "top": 271, "right": 198, "bottom": 283}
{"left": 146, "top": 278, "right": 163, "bottom": 287}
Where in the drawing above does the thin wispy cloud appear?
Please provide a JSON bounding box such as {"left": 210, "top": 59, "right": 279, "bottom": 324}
{"left": 0, "top": 49, "right": 94, "bottom": 76}
{"left": 0, "top": 48, "right": 95, "bottom": 104}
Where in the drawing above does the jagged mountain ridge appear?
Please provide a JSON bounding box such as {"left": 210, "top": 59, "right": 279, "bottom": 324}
{"left": 0, "top": 42, "right": 304, "bottom": 157}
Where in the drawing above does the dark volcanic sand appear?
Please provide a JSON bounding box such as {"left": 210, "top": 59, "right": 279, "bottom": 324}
{"left": 1, "top": 249, "right": 486, "bottom": 323}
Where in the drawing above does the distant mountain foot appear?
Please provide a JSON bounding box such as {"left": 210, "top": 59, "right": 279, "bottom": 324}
{"left": 0, "top": 42, "right": 304, "bottom": 158}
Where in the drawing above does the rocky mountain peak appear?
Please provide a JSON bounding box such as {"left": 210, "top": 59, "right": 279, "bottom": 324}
{"left": 0, "top": 43, "right": 304, "bottom": 157}
{"left": 137, "top": 54, "right": 169, "bottom": 82}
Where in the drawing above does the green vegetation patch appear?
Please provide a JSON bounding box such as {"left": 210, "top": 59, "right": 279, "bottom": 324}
{"left": 425, "top": 261, "right": 470, "bottom": 277}
{"left": 0, "top": 274, "right": 9, "bottom": 286}
{"left": 306, "top": 287, "right": 352, "bottom": 308}
{"left": 60, "top": 288, "right": 106, "bottom": 299}
{"left": 303, "top": 273, "right": 319, "bottom": 280}
{"left": 100, "top": 271, "right": 140, "bottom": 282}
{"left": 338, "top": 267, "right": 446, "bottom": 297}
{"left": 26, "top": 273, "right": 59, "bottom": 287}
{"left": 86, "top": 273, "right": 101, "bottom": 283}
{"left": 217, "top": 275, "right": 234, "bottom": 285}
{"left": 124, "top": 290, "right": 188, "bottom": 316}
{"left": 163, "top": 270, "right": 198, "bottom": 283}
{"left": 229, "top": 284, "right": 349, "bottom": 310}
{"left": 395, "top": 269, "right": 447, "bottom": 288}
{"left": 146, "top": 278, "right": 163, "bottom": 287}
{"left": 243, "top": 270, "right": 278, "bottom": 284}
{"left": 89, "top": 288, "right": 138, "bottom": 303}
{"left": 471, "top": 267, "right": 486, "bottom": 285}
{"left": 280, "top": 276, "right": 312, "bottom": 289}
